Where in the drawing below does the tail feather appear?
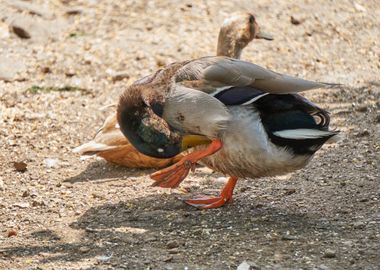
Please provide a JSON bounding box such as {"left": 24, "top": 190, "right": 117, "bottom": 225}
{"left": 273, "top": 129, "right": 338, "bottom": 140}
{"left": 319, "top": 82, "right": 343, "bottom": 89}
{"left": 73, "top": 141, "right": 117, "bottom": 156}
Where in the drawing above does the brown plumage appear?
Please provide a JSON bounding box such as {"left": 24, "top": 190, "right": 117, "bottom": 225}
{"left": 74, "top": 12, "right": 271, "bottom": 168}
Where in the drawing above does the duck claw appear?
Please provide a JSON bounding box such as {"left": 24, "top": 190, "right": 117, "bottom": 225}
{"left": 183, "top": 176, "right": 238, "bottom": 209}
{"left": 184, "top": 195, "right": 232, "bottom": 209}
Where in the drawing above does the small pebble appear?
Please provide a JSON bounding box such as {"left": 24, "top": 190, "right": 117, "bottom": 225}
{"left": 41, "top": 66, "right": 51, "bottom": 73}
{"left": 45, "top": 158, "right": 60, "bottom": 168}
{"left": 281, "top": 234, "right": 297, "bottom": 241}
{"left": 13, "top": 202, "right": 30, "bottom": 208}
{"left": 352, "top": 221, "right": 366, "bottom": 229}
{"left": 290, "top": 16, "right": 303, "bottom": 25}
{"left": 97, "top": 254, "right": 112, "bottom": 262}
{"left": 7, "top": 229, "right": 17, "bottom": 237}
{"left": 32, "top": 200, "right": 45, "bottom": 207}
{"left": 13, "top": 161, "right": 27, "bottom": 172}
{"left": 318, "top": 264, "right": 330, "bottom": 270}
{"left": 237, "top": 260, "right": 260, "bottom": 270}
{"left": 323, "top": 249, "right": 336, "bottom": 258}
{"left": 155, "top": 56, "right": 166, "bottom": 67}
{"left": 65, "top": 7, "right": 83, "bottom": 15}
{"left": 79, "top": 246, "right": 90, "bottom": 253}
{"left": 111, "top": 71, "right": 130, "bottom": 82}
{"left": 166, "top": 240, "right": 179, "bottom": 249}
{"left": 356, "top": 130, "right": 370, "bottom": 137}
{"left": 284, "top": 188, "right": 296, "bottom": 195}
{"left": 168, "top": 248, "right": 179, "bottom": 254}
{"left": 355, "top": 105, "right": 367, "bottom": 112}
{"left": 162, "top": 255, "right": 173, "bottom": 262}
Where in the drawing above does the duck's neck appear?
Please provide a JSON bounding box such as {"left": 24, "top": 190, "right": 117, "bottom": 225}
{"left": 216, "top": 30, "right": 243, "bottom": 59}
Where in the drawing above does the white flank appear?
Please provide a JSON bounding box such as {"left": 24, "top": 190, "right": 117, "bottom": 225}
{"left": 273, "top": 129, "right": 335, "bottom": 139}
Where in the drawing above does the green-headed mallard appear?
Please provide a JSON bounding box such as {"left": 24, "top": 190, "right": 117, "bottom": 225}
{"left": 73, "top": 12, "right": 272, "bottom": 168}
{"left": 116, "top": 18, "right": 339, "bottom": 209}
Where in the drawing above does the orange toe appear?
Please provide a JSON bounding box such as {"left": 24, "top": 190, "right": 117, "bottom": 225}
{"left": 151, "top": 164, "right": 190, "bottom": 188}
{"left": 150, "top": 139, "right": 223, "bottom": 189}
{"left": 185, "top": 195, "right": 221, "bottom": 205}
{"left": 184, "top": 176, "right": 238, "bottom": 209}
{"left": 185, "top": 196, "right": 230, "bottom": 209}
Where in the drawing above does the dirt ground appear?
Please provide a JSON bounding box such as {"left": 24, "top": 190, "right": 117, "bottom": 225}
{"left": 0, "top": 0, "right": 379, "bottom": 269}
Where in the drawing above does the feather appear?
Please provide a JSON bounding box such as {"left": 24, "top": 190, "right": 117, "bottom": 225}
{"left": 273, "top": 129, "right": 337, "bottom": 139}
{"left": 178, "top": 57, "right": 338, "bottom": 95}
{"left": 210, "top": 86, "right": 268, "bottom": 105}
{"left": 252, "top": 73, "right": 326, "bottom": 93}
{"left": 73, "top": 141, "right": 117, "bottom": 156}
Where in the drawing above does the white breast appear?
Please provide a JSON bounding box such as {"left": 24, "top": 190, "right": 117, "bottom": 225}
{"left": 200, "top": 106, "right": 313, "bottom": 178}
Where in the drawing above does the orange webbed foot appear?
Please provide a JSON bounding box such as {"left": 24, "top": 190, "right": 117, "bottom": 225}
{"left": 151, "top": 160, "right": 195, "bottom": 188}
{"left": 184, "top": 176, "right": 238, "bottom": 209}
{"left": 150, "top": 139, "right": 222, "bottom": 189}
{"left": 185, "top": 195, "right": 233, "bottom": 209}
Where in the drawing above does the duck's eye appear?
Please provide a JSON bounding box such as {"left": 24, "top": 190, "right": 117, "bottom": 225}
{"left": 249, "top": 15, "right": 255, "bottom": 24}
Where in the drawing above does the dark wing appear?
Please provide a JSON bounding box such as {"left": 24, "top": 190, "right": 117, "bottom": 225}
{"left": 254, "top": 93, "right": 338, "bottom": 155}
{"left": 205, "top": 84, "right": 338, "bottom": 155}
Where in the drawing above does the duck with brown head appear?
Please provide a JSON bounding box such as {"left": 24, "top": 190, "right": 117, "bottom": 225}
{"left": 217, "top": 12, "right": 273, "bottom": 58}
{"left": 74, "top": 12, "right": 272, "bottom": 168}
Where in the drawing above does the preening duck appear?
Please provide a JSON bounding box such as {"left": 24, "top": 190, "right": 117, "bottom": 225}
{"left": 117, "top": 56, "right": 339, "bottom": 209}
{"left": 74, "top": 12, "right": 272, "bottom": 168}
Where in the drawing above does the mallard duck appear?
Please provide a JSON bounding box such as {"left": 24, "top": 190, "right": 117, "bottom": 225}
{"left": 116, "top": 22, "right": 339, "bottom": 209}
{"left": 73, "top": 12, "right": 272, "bottom": 168}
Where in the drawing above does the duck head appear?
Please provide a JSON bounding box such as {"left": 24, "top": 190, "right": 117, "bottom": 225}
{"left": 117, "top": 83, "right": 183, "bottom": 158}
{"left": 217, "top": 12, "right": 273, "bottom": 58}
{"left": 117, "top": 83, "right": 213, "bottom": 159}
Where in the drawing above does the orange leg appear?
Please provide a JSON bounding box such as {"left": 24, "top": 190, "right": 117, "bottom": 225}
{"left": 185, "top": 176, "right": 238, "bottom": 209}
{"left": 151, "top": 139, "right": 222, "bottom": 188}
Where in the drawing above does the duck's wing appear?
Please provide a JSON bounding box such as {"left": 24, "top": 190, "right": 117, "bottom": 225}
{"left": 164, "top": 57, "right": 277, "bottom": 138}
{"left": 176, "top": 57, "right": 334, "bottom": 94}
{"left": 166, "top": 57, "right": 339, "bottom": 140}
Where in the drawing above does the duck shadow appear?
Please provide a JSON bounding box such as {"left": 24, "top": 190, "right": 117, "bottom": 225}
{"left": 1, "top": 193, "right": 342, "bottom": 268}
{"left": 65, "top": 160, "right": 212, "bottom": 184}
{"left": 6, "top": 83, "right": 376, "bottom": 267}
{"left": 65, "top": 159, "right": 156, "bottom": 183}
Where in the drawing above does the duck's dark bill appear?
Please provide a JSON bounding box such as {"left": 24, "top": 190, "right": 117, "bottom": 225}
{"left": 255, "top": 31, "right": 274, "bottom": 40}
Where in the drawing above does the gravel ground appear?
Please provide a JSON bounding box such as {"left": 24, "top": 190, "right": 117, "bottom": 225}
{"left": 0, "top": 0, "right": 379, "bottom": 269}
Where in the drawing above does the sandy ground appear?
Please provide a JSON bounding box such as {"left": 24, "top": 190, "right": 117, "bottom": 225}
{"left": 0, "top": 0, "right": 379, "bottom": 269}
